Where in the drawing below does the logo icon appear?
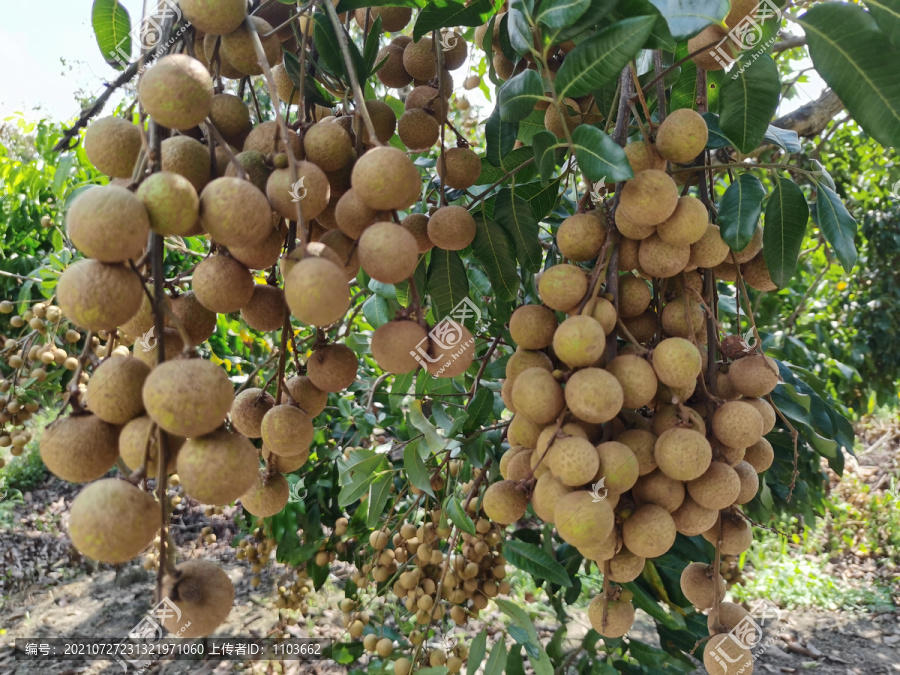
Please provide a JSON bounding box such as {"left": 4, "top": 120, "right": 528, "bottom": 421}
{"left": 885, "top": 476, "right": 899, "bottom": 501}
{"left": 137, "top": 326, "right": 158, "bottom": 352}
{"left": 116, "top": 596, "right": 192, "bottom": 672}
{"left": 589, "top": 477, "right": 608, "bottom": 502}
{"left": 430, "top": 633, "right": 457, "bottom": 653}
{"left": 710, "top": 599, "right": 782, "bottom": 672}
{"left": 108, "top": 0, "right": 184, "bottom": 69}
{"left": 288, "top": 480, "right": 307, "bottom": 503}
{"left": 589, "top": 177, "right": 606, "bottom": 204}
{"left": 706, "top": 0, "right": 782, "bottom": 70}
{"left": 408, "top": 298, "right": 481, "bottom": 378}
{"left": 890, "top": 179, "right": 900, "bottom": 200}
{"left": 290, "top": 176, "right": 307, "bottom": 202}
{"left": 439, "top": 31, "right": 459, "bottom": 51}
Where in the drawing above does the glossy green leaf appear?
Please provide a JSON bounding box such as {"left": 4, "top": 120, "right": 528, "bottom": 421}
{"left": 92, "top": 0, "right": 132, "bottom": 69}
{"left": 494, "top": 599, "right": 554, "bottom": 675}
{"left": 507, "top": 8, "right": 534, "bottom": 56}
{"left": 516, "top": 177, "right": 563, "bottom": 219}
{"left": 763, "top": 125, "right": 801, "bottom": 153}
{"left": 718, "top": 173, "right": 766, "bottom": 252}
{"left": 362, "top": 294, "right": 396, "bottom": 328}
{"left": 493, "top": 188, "right": 543, "bottom": 272}
{"left": 486, "top": 105, "right": 520, "bottom": 167}
{"left": 555, "top": 16, "right": 657, "bottom": 99}
{"left": 647, "top": 0, "right": 729, "bottom": 39}
{"left": 483, "top": 639, "right": 508, "bottom": 675}
{"left": 313, "top": 13, "right": 347, "bottom": 81}
{"left": 571, "top": 124, "right": 635, "bottom": 182}
{"left": 532, "top": 129, "right": 560, "bottom": 186}
{"left": 814, "top": 184, "right": 858, "bottom": 272}
{"left": 426, "top": 249, "right": 472, "bottom": 324}
{"left": 719, "top": 54, "right": 781, "bottom": 153}
{"left": 467, "top": 630, "right": 488, "bottom": 675}
{"left": 336, "top": 0, "right": 424, "bottom": 9}
{"left": 414, "top": 0, "right": 499, "bottom": 40}
{"left": 404, "top": 442, "right": 434, "bottom": 497}
{"left": 477, "top": 148, "right": 536, "bottom": 184}
{"left": 503, "top": 539, "right": 572, "bottom": 587}
{"left": 701, "top": 112, "right": 734, "bottom": 149}
{"left": 471, "top": 213, "right": 520, "bottom": 301}
{"left": 614, "top": 0, "right": 677, "bottom": 51}
{"left": 366, "top": 473, "right": 393, "bottom": 528}
{"left": 499, "top": 70, "right": 545, "bottom": 122}
{"left": 800, "top": 3, "right": 900, "bottom": 148}
{"left": 865, "top": 0, "right": 900, "bottom": 46}
{"left": 763, "top": 176, "right": 809, "bottom": 287}
{"left": 535, "top": 0, "right": 592, "bottom": 29}
{"left": 445, "top": 495, "right": 477, "bottom": 535}
{"left": 550, "top": 0, "right": 618, "bottom": 42}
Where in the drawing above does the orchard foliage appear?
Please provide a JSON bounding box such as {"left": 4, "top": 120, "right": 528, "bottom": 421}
{"left": 0, "top": 0, "right": 897, "bottom": 673}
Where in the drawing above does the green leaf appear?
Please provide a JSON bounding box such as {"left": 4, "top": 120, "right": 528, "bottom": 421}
{"left": 719, "top": 54, "right": 781, "bottom": 153}
{"left": 763, "top": 176, "right": 809, "bottom": 287}
{"left": 555, "top": 16, "right": 657, "bottom": 99}
{"left": 362, "top": 294, "right": 396, "bottom": 328}
{"left": 763, "top": 125, "right": 801, "bottom": 153}
{"left": 409, "top": 400, "right": 446, "bottom": 454}
{"left": 623, "top": 581, "right": 686, "bottom": 630}
{"left": 477, "top": 148, "right": 536, "bottom": 184}
{"left": 426, "top": 249, "right": 472, "bottom": 324}
{"left": 471, "top": 213, "right": 521, "bottom": 302}
{"left": 614, "top": 0, "right": 677, "bottom": 52}
{"left": 507, "top": 8, "right": 534, "bottom": 56}
{"left": 413, "top": 0, "right": 498, "bottom": 40}
{"left": 647, "top": 0, "right": 729, "bottom": 39}
{"left": 503, "top": 539, "right": 573, "bottom": 587}
{"left": 445, "top": 495, "right": 477, "bottom": 535}
{"left": 718, "top": 174, "right": 765, "bottom": 252}
{"left": 366, "top": 473, "right": 393, "bottom": 528}
{"left": 532, "top": 129, "right": 560, "bottom": 186}
{"left": 814, "top": 184, "right": 858, "bottom": 272}
{"left": 404, "top": 442, "right": 434, "bottom": 497}
{"left": 499, "top": 70, "right": 545, "bottom": 122}
{"left": 486, "top": 105, "right": 520, "bottom": 167}
{"left": 535, "top": 0, "right": 592, "bottom": 29}
{"left": 467, "top": 629, "right": 488, "bottom": 675}
{"left": 92, "top": 0, "right": 132, "bottom": 69}
{"left": 493, "top": 188, "right": 543, "bottom": 273}
{"left": 338, "top": 473, "right": 374, "bottom": 507}
{"left": 516, "top": 177, "right": 563, "bottom": 220}
{"left": 483, "top": 640, "right": 508, "bottom": 675}
{"left": 464, "top": 387, "right": 496, "bottom": 432}
{"left": 865, "top": 0, "right": 900, "bottom": 46}
{"left": 336, "top": 0, "right": 424, "bottom": 10}
{"left": 494, "top": 599, "right": 554, "bottom": 675}
{"left": 362, "top": 15, "right": 383, "bottom": 79}
{"left": 701, "top": 112, "right": 734, "bottom": 148}
{"left": 571, "top": 124, "right": 634, "bottom": 182}
{"left": 800, "top": 3, "right": 900, "bottom": 147}
{"left": 313, "top": 13, "right": 347, "bottom": 81}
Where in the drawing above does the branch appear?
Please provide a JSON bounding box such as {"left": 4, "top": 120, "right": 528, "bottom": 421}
{"left": 772, "top": 35, "right": 807, "bottom": 52}
{"left": 770, "top": 89, "right": 844, "bottom": 138}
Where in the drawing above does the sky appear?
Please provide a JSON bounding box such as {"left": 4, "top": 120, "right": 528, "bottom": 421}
{"left": 0, "top": 1, "right": 824, "bottom": 124}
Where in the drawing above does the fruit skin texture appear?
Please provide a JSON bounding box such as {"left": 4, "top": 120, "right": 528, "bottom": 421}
{"left": 744, "top": 437, "right": 774, "bottom": 473}
{"left": 398, "top": 109, "right": 440, "bottom": 151}
{"left": 180, "top": 0, "right": 246, "bottom": 34}
{"left": 285, "top": 375, "right": 328, "bottom": 417}
{"left": 619, "top": 170, "right": 679, "bottom": 226}
{"left": 532, "top": 473, "right": 573, "bottom": 522}
{"left": 137, "top": 171, "right": 200, "bottom": 237}
{"left": 702, "top": 516, "right": 753, "bottom": 554}
{"left": 267, "top": 164, "right": 331, "bottom": 222}
{"left": 284, "top": 257, "right": 349, "bottom": 327}
{"left": 192, "top": 254, "right": 255, "bottom": 314}
{"left": 607, "top": 354, "right": 658, "bottom": 409}
{"left": 424, "top": 325, "right": 475, "bottom": 378}
{"left": 171, "top": 291, "right": 217, "bottom": 347}
{"left": 427, "top": 205, "right": 476, "bottom": 251}
{"left": 230, "top": 388, "right": 275, "bottom": 439}
{"left": 689, "top": 25, "right": 738, "bottom": 71}
{"left": 307, "top": 344, "right": 358, "bottom": 392}
{"left": 671, "top": 495, "right": 719, "bottom": 535}
{"left": 85, "top": 355, "right": 150, "bottom": 424}
{"left": 240, "top": 285, "right": 286, "bottom": 332}
{"left": 538, "top": 264, "right": 588, "bottom": 311}
{"left": 68, "top": 479, "right": 158, "bottom": 563}
{"left": 510, "top": 304, "right": 557, "bottom": 351}
{"left": 733, "top": 460, "right": 760, "bottom": 503}
{"left": 138, "top": 55, "right": 213, "bottom": 130}
{"left": 241, "top": 472, "right": 289, "bottom": 517}
{"left": 652, "top": 337, "right": 702, "bottom": 388}
{"left": 728, "top": 354, "right": 779, "bottom": 397}
{"left": 352, "top": 147, "right": 421, "bottom": 211}
{"left": 632, "top": 470, "right": 685, "bottom": 512}
{"left": 261, "top": 404, "right": 314, "bottom": 456}
{"left": 161, "top": 559, "right": 235, "bottom": 638}
{"left": 371, "top": 320, "right": 428, "bottom": 374}
{"left": 304, "top": 121, "right": 354, "bottom": 172}
{"left": 358, "top": 221, "right": 420, "bottom": 284}
{"left": 713, "top": 400, "right": 764, "bottom": 449}
{"left": 704, "top": 634, "right": 754, "bottom": 675}
{"left": 142, "top": 359, "right": 234, "bottom": 438}
{"left": 547, "top": 436, "right": 600, "bottom": 486}
{"left": 178, "top": 429, "right": 259, "bottom": 505}
{"left": 437, "top": 146, "right": 481, "bottom": 190}
{"left": 57, "top": 260, "right": 143, "bottom": 332}
{"left": 588, "top": 596, "right": 635, "bottom": 638}
{"left": 40, "top": 414, "right": 120, "bottom": 483}
{"left": 403, "top": 38, "right": 437, "bottom": 81}
{"left": 655, "top": 428, "right": 712, "bottom": 481}
{"left": 83, "top": 116, "right": 141, "bottom": 178}
{"left": 596, "top": 441, "right": 640, "bottom": 494}
{"left": 657, "top": 195, "right": 708, "bottom": 246}
{"left": 557, "top": 213, "right": 606, "bottom": 262}
{"left": 221, "top": 17, "right": 280, "bottom": 75}
{"left": 625, "top": 140, "right": 667, "bottom": 174}
{"left": 162, "top": 135, "right": 211, "bottom": 192}
{"left": 119, "top": 416, "right": 183, "bottom": 477}
{"left": 482, "top": 480, "right": 527, "bottom": 525}
{"left": 553, "top": 315, "right": 607, "bottom": 368}
{"left": 687, "top": 461, "right": 742, "bottom": 510}
{"left": 689, "top": 223, "right": 730, "bottom": 268}
{"left": 680, "top": 562, "right": 725, "bottom": 609}
{"left": 66, "top": 185, "right": 149, "bottom": 263}
{"left": 622, "top": 504, "right": 677, "bottom": 558}
{"left": 565, "top": 367, "right": 624, "bottom": 424}
{"left": 638, "top": 233, "right": 690, "bottom": 278}
{"left": 655, "top": 109, "right": 709, "bottom": 164}
{"left": 555, "top": 490, "right": 615, "bottom": 546}
{"left": 200, "top": 177, "right": 273, "bottom": 247}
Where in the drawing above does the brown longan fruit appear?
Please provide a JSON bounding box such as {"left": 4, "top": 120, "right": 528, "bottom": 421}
{"left": 619, "top": 170, "right": 679, "bottom": 227}
{"left": 727, "top": 355, "right": 779, "bottom": 398}
{"left": 240, "top": 285, "right": 286, "bottom": 332}
{"left": 352, "top": 146, "right": 421, "bottom": 211}
{"left": 66, "top": 185, "right": 149, "bottom": 263}
{"left": 57, "top": 260, "right": 144, "bottom": 332}
{"left": 427, "top": 205, "right": 476, "bottom": 251}
{"left": 655, "top": 109, "right": 709, "bottom": 165}
{"left": 622, "top": 504, "right": 676, "bottom": 558}
{"left": 307, "top": 344, "right": 358, "bottom": 392}
{"left": 537, "top": 264, "right": 588, "bottom": 311}
{"left": 680, "top": 562, "right": 725, "bottom": 610}
{"left": 482, "top": 480, "right": 527, "bottom": 525}
{"left": 358, "top": 221, "right": 420, "bottom": 284}
{"left": 437, "top": 146, "right": 481, "bottom": 190}
{"left": 284, "top": 256, "right": 349, "bottom": 327}
{"left": 588, "top": 595, "right": 635, "bottom": 638}
{"left": 83, "top": 116, "right": 141, "bottom": 178}
{"left": 142, "top": 358, "right": 234, "bottom": 438}
{"left": 557, "top": 213, "right": 606, "bottom": 262}
{"left": 509, "top": 304, "right": 557, "bottom": 350}
{"left": 200, "top": 177, "right": 273, "bottom": 248}
{"left": 565, "top": 367, "right": 624, "bottom": 424}
{"left": 371, "top": 320, "right": 428, "bottom": 374}
{"left": 192, "top": 254, "right": 255, "bottom": 314}
{"left": 689, "top": 25, "right": 737, "bottom": 71}
{"left": 138, "top": 55, "right": 213, "bottom": 130}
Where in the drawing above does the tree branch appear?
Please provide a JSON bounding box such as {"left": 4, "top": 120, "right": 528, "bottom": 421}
{"left": 771, "top": 89, "right": 844, "bottom": 138}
